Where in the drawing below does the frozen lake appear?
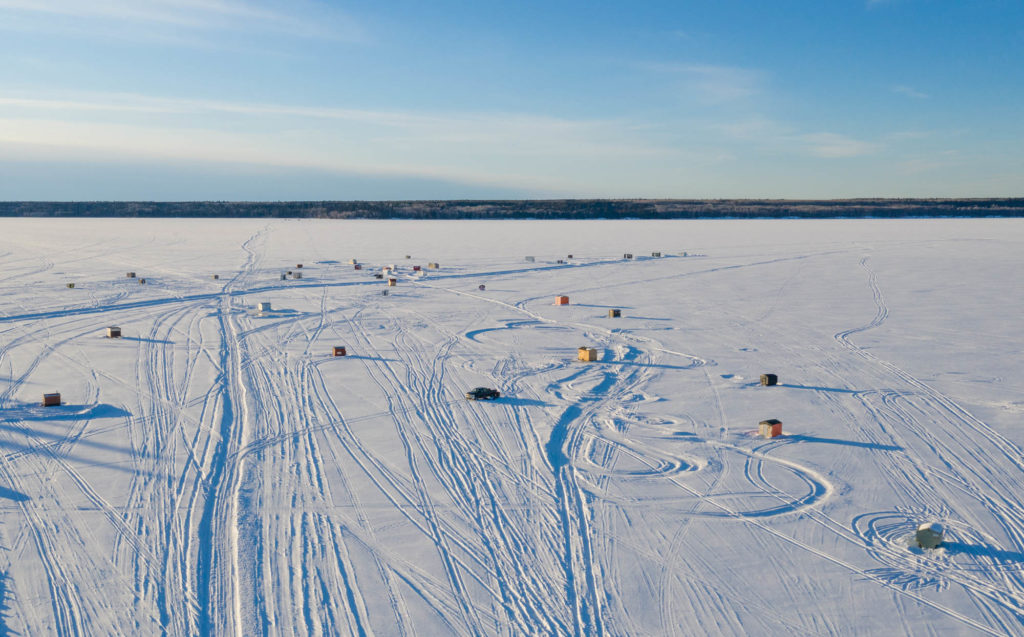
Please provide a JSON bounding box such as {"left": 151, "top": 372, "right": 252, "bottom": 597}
{"left": 1, "top": 217, "right": 1023, "bottom": 635}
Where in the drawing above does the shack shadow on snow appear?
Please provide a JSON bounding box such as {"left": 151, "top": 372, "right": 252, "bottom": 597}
{"left": 785, "top": 434, "right": 901, "bottom": 451}
{"left": 0, "top": 403, "right": 140, "bottom": 466}
{"left": 0, "top": 486, "right": 30, "bottom": 502}
{"left": 0, "top": 436, "right": 145, "bottom": 476}
{"left": 252, "top": 309, "right": 300, "bottom": 319}
{"left": 0, "top": 421, "right": 136, "bottom": 456}
{"left": 778, "top": 383, "right": 859, "bottom": 394}
{"left": 2, "top": 403, "right": 131, "bottom": 422}
{"left": 600, "top": 359, "right": 700, "bottom": 371}
{"left": 342, "top": 355, "right": 400, "bottom": 363}
{"left": 940, "top": 541, "right": 1024, "bottom": 563}
{"left": 119, "top": 336, "right": 174, "bottom": 345}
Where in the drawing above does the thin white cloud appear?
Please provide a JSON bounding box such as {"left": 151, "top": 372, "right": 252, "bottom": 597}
{"left": 686, "top": 64, "right": 764, "bottom": 102}
{"left": 710, "top": 116, "right": 790, "bottom": 141}
{"left": 800, "top": 132, "right": 880, "bottom": 158}
{"left": 0, "top": 91, "right": 682, "bottom": 195}
{"left": 0, "top": 120, "right": 655, "bottom": 196}
{"left": 896, "top": 151, "right": 961, "bottom": 175}
{"left": 709, "top": 117, "right": 880, "bottom": 159}
{"left": 0, "top": 91, "right": 922, "bottom": 196}
{"left": 0, "top": 93, "right": 663, "bottom": 151}
{"left": 644, "top": 62, "right": 766, "bottom": 104}
{"left": 0, "top": 0, "right": 364, "bottom": 41}
{"left": 892, "top": 85, "right": 929, "bottom": 99}
{"left": 884, "top": 130, "right": 933, "bottom": 141}
{"left": 0, "top": 0, "right": 263, "bottom": 26}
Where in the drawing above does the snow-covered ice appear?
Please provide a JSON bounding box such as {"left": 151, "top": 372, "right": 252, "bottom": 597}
{"left": 0, "top": 217, "right": 1023, "bottom": 635}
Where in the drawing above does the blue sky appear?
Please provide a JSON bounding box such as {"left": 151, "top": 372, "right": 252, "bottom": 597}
{"left": 0, "top": 0, "right": 1021, "bottom": 200}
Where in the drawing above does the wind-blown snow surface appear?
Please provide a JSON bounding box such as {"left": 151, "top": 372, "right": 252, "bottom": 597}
{"left": 1, "top": 218, "right": 1023, "bottom": 636}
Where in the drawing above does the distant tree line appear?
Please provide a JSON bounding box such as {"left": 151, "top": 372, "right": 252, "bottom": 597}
{"left": 1, "top": 199, "right": 1022, "bottom": 219}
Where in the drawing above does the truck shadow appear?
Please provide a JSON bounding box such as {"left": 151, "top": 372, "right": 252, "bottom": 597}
{"left": 498, "top": 397, "right": 551, "bottom": 407}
